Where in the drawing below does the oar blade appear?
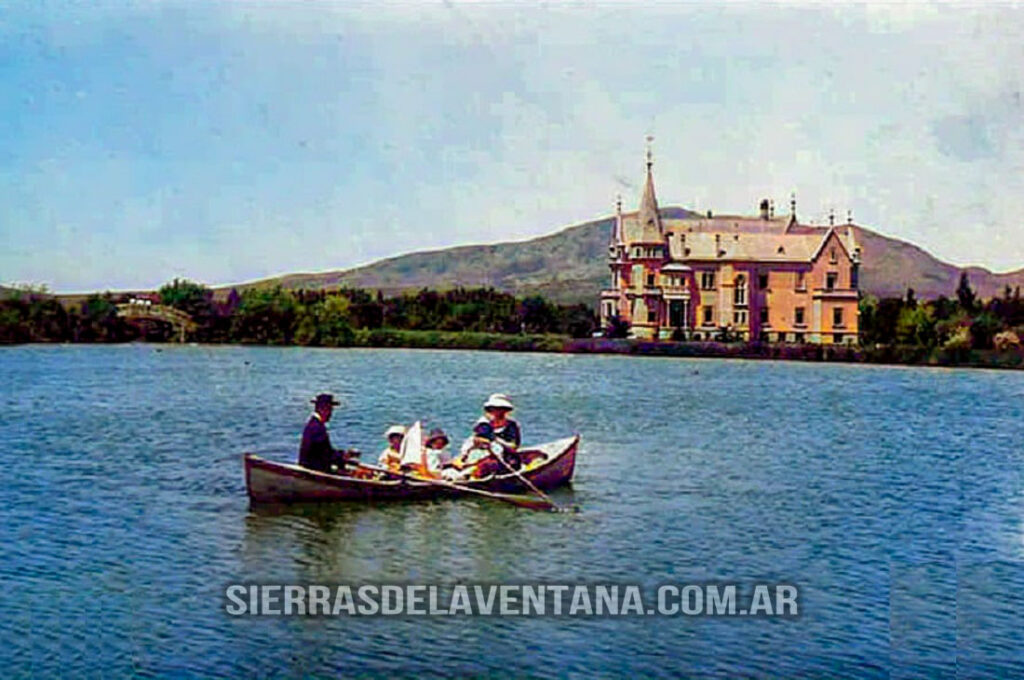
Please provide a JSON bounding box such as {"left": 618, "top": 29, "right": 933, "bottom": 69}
{"left": 501, "top": 494, "right": 557, "bottom": 511}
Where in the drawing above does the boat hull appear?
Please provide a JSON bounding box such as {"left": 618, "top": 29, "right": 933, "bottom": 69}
{"left": 244, "top": 435, "right": 579, "bottom": 504}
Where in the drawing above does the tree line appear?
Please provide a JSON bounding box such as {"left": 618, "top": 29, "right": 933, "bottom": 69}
{"left": 859, "top": 273, "right": 1023, "bottom": 351}
{"left": 0, "top": 281, "right": 598, "bottom": 345}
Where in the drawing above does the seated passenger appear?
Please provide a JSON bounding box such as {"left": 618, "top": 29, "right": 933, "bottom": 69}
{"left": 298, "top": 393, "right": 359, "bottom": 474}
{"left": 420, "top": 428, "right": 452, "bottom": 478}
{"left": 378, "top": 425, "right": 406, "bottom": 472}
{"left": 447, "top": 394, "right": 522, "bottom": 479}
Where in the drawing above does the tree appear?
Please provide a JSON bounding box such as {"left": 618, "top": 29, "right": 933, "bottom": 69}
{"left": 158, "top": 278, "right": 213, "bottom": 318}
{"left": 605, "top": 315, "right": 630, "bottom": 339}
{"left": 231, "top": 287, "right": 298, "bottom": 344}
{"left": 896, "top": 305, "right": 936, "bottom": 347}
{"left": 519, "top": 296, "right": 556, "bottom": 334}
{"left": 956, "top": 272, "right": 976, "bottom": 312}
{"left": 318, "top": 295, "right": 355, "bottom": 346}
{"left": 76, "top": 294, "right": 128, "bottom": 342}
{"left": 969, "top": 312, "right": 1002, "bottom": 350}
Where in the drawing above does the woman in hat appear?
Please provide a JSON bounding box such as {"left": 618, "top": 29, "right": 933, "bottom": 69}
{"left": 378, "top": 425, "right": 406, "bottom": 472}
{"left": 448, "top": 394, "right": 523, "bottom": 478}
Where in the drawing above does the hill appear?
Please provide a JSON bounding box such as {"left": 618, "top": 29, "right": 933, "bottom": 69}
{"left": 218, "top": 207, "right": 1024, "bottom": 306}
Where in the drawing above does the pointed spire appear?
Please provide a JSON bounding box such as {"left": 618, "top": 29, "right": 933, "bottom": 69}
{"left": 847, "top": 209, "right": 853, "bottom": 226}
{"left": 829, "top": 208, "right": 835, "bottom": 227}
{"left": 612, "top": 194, "right": 624, "bottom": 245}
{"left": 637, "top": 137, "right": 662, "bottom": 241}
{"left": 786, "top": 192, "right": 798, "bottom": 231}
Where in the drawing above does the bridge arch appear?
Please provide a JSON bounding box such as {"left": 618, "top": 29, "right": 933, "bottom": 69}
{"left": 115, "top": 302, "right": 198, "bottom": 342}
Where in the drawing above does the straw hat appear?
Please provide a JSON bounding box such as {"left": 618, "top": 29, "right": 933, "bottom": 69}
{"left": 483, "top": 393, "right": 514, "bottom": 411}
{"left": 425, "top": 427, "right": 450, "bottom": 446}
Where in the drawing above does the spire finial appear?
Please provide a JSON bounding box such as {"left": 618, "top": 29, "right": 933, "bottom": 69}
{"left": 790, "top": 193, "right": 796, "bottom": 216}
{"left": 829, "top": 208, "right": 835, "bottom": 227}
{"left": 616, "top": 193, "right": 622, "bottom": 214}
{"left": 645, "top": 135, "right": 654, "bottom": 171}
{"left": 847, "top": 209, "right": 852, "bottom": 226}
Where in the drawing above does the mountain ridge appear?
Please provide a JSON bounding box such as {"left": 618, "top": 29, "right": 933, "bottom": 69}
{"left": 214, "top": 207, "right": 1024, "bottom": 306}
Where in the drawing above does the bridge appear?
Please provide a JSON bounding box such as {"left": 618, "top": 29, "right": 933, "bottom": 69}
{"left": 115, "top": 302, "right": 198, "bottom": 342}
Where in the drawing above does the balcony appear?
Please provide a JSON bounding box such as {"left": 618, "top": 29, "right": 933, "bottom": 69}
{"left": 812, "top": 288, "right": 858, "bottom": 300}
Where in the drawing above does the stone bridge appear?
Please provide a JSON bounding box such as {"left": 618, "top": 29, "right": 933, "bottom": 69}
{"left": 115, "top": 302, "right": 197, "bottom": 342}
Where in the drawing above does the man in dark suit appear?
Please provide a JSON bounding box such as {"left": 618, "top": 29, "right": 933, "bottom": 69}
{"left": 299, "top": 393, "right": 357, "bottom": 474}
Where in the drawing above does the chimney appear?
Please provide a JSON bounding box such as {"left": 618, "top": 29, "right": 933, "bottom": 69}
{"left": 759, "top": 199, "right": 770, "bottom": 220}
{"left": 706, "top": 209, "right": 713, "bottom": 218}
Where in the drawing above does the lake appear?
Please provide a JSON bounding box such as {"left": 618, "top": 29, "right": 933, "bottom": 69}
{"left": 1, "top": 344, "right": 1022, "bottom": 678}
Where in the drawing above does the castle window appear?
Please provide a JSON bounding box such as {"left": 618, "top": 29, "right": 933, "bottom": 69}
{"left": 830, "top": 248, "right": 838, "bottom": 264}
{"left": 758, "top": 272, "right": 769, "bottom": 290}
{"left": 833, "top": 307, "right": 844, "bottom": 327}
{"left": 700, "top": 271, "right": 715, "bottom": 290}
{"left": 760, "top": 307, "right": 769, "bottom": 324}
{"left": 734, "top": 275, "right": 747, "bottom": 306}
{"left": 826, "top": 272, "right": 837, "bottom": 291}
{"left": 796, "top": 271, "right": 806, "bottom": 291}
{"left": 631, "top": 265, "right": 643, "bottom": 290}
{"left": 702, "top": 305, "right": 713, "bottom": 325}
{"left": 795, "top": 307, "right": 806, "bottom": 325}
{"left": 733, "top": 310, "right": 748, "bottom": 325}
{"left": 647, "top": 308, "right": 657, "bottom": 323}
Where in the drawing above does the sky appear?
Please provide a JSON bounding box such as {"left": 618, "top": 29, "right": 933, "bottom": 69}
{"left": 1, "top": 1, "right": 1022, "bottom": 292}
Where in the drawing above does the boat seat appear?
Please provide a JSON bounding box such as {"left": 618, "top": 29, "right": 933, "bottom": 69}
{"left": 520, "top": 450, "right": 548, "bottom": 471}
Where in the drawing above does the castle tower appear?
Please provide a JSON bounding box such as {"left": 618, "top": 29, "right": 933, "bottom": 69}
{"left": 636, "top": 137, "right": 663, "bottom": 242}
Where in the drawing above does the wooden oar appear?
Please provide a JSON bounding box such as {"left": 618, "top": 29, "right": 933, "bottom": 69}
{"left": 490, "top": 443, "right": 578, "bottom": 514}
{"left": 353, "top": 461, "right": 557, "bottom": 512}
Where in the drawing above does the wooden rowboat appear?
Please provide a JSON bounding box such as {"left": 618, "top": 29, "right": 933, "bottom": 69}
{"left": 244, "top": 435, "right": 579, "bottom": 504}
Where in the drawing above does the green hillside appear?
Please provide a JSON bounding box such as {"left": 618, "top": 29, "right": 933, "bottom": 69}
{"left": 219, "top": 207, "right": 1024, "bottom": 306}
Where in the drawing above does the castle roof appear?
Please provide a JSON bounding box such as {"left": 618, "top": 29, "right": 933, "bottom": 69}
{"left": 663, "top": 221, "right": 857, "bottom": 263}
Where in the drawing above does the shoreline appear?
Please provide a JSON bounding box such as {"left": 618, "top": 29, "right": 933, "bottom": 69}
{"left": 4, "top": 329, "right": 1023, "bottom": 371}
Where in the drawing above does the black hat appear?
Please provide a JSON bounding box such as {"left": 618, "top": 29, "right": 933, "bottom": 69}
{"left": 311, "top": 393, "right": 340, "bottom": 408}
{"left": 425, "top": 427, "right": 450, "bottom": 446}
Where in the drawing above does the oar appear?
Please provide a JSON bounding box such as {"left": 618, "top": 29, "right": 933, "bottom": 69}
{"left": 490, "top": 442, "right": 578, "bottom": 514}
{"left": 353, "top": 461, "right": 557, "bottom": 512}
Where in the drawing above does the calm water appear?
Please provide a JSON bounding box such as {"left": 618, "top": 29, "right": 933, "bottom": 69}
{"left": 1, "top": 345, "right": 1022, "bottom": 678}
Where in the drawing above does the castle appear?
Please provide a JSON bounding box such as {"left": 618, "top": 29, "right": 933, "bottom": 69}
{"left": 600, "top": 150, "right": 861, "bottom": 344}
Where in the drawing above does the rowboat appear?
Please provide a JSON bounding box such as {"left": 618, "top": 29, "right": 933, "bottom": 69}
{"left": 244, "top": 435, "right": 579, "bottom": 504}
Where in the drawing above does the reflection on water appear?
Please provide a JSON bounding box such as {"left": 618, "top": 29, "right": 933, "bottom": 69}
{"left": 0, "top": 344, "right": 1022, "bottom": 678}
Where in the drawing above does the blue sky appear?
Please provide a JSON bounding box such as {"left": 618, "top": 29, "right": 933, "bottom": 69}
{"left": 1, "top": 1, "right": 1022, "bottom": 292}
